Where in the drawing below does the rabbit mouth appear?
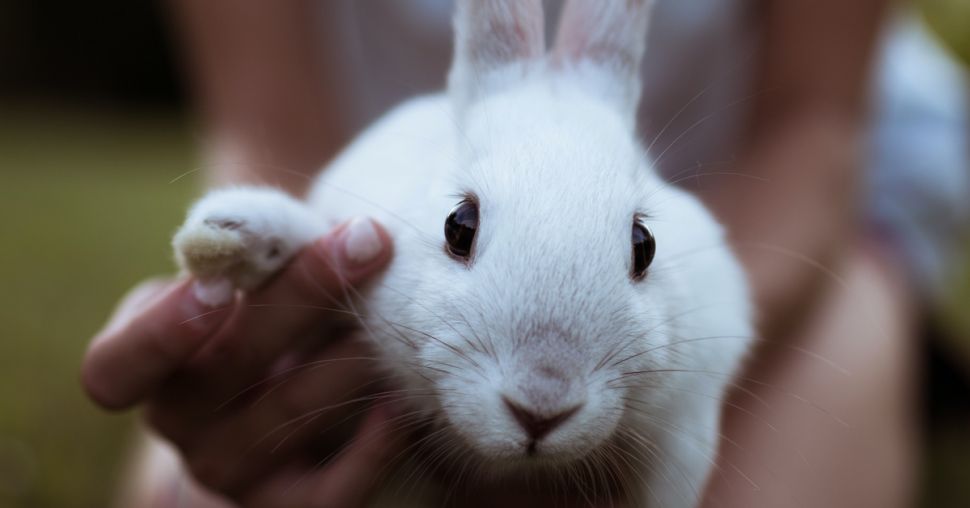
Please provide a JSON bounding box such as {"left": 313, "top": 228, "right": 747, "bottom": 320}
{"left": 413, "top": 424, "right": 635, "bottom": 502}
{"left": 437, "top": 416, "right": 612, "bottom": 470}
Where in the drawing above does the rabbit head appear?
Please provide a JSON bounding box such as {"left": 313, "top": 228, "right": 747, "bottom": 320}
{"left": 370, "top": 0, "right": 752, "bottom": 477}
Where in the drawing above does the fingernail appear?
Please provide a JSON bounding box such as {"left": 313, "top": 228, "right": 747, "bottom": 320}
{"left": 192, "top": 278, "right": 235, "bottom": 308}
{"left": 341, "top": 218, "right": 384, "bottom": 266}
{"left": 178, "top": 279, "right": 234, "bottom": 334}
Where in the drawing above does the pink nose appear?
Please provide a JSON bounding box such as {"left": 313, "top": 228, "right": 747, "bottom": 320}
{"left": 503, "top": 396, "right": 582, "bottom": 441}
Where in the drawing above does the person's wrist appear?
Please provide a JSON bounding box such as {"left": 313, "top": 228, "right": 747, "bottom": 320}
{"left": 203, "top": 132, "right": 325, "bottom": 198}
{"left": 698, "top": 110, "right": 866, "bottom": 340}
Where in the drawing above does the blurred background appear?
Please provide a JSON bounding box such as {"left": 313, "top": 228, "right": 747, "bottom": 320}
{"left": 0, "top": 2, "right": 196, "bottom": 506}
{"left": 0, "top": 1, "right": 968, "bottom": 507}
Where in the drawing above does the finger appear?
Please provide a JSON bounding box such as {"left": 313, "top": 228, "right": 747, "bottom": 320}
{"left": 82, "top": 277, "right": 234, "bottom": 410}
{"left": 242, "top": 401, "right": 409, "bottom": 508}
{"left": 97, "top": 277, "right": 172, "bottom": 338}
{"left": 170, "top": 337, "right": 381, "bottom": 493}
{"left": 191, "top": 218, "right": 391, "bottom": 384}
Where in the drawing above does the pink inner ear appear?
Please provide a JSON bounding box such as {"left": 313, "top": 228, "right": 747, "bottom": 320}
{"left": 449, "top": 0, "right": 546, "bottom": 107}
{"left": 472, "top": 14, "right": 543, "bottom": 65}
{"left": 457, "top": 0, "right": 545, "bottom": 70}
{"left": 509, "top": 17, "right": 541, "bottom": 58}
{"left": 552, "top": 0, "right": 650, "bottom": 71}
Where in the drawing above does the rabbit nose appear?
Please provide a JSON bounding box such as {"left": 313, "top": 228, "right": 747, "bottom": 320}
{"left": 503, "top": 396, "right": 582, "bottom": 441}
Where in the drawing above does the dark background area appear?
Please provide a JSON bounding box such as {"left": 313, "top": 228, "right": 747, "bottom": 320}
{"left": 0, "top": 2, "right": 199, "bottom": 506}
{"left": 0, "top": 0, "right": 182, "bottom": 107}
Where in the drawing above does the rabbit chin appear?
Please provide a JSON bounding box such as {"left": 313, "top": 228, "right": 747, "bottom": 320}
{"left": 448, "top": 430, "right": 608, "bottom": 475}
{"left": 419, "top": 422, "right": 639, "bottom": 499}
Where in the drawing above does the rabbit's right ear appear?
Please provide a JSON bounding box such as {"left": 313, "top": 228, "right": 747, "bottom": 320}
{"left": 553, "top": 0, "right": 653, "bottom": 120}
{"left": 448, "top": 0, "right": 545, "bottom": 115}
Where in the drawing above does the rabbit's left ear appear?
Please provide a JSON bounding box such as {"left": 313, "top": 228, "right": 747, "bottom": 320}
{"left": 448, "top": 0, "right": 545, "bottom": 112}
{"left": 553, "top": 0, "right": 653, "bottom": 116}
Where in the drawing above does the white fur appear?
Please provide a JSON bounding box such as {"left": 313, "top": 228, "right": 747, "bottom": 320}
{"left": 172, "top": 1, "right": 752, "bottom": 505}
{"left": 173, "top": 187, "right": 327, "bottom": 296}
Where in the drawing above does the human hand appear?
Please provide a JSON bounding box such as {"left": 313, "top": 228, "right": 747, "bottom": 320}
{"left": 82, "top": 218, "right": 409, "bottom": 507}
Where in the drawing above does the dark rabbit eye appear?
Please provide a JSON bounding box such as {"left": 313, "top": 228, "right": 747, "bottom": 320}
{"left": 631, "top": 219, "right": 656, "bottom": 280}
{"left": 445, "top": 200, "right": 479, "bottom": 259}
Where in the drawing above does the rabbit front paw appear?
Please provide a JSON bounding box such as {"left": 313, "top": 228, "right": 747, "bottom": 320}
{"left": 173, "top": 187, "right": 325, "bottom": 302}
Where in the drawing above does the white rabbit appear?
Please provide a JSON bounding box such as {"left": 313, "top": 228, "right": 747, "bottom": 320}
{"left": 172, "top": 0, "right": 753, "bottom": 506}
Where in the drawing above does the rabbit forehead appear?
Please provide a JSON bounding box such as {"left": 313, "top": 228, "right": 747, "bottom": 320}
{"left": 459, "top": 77, "right": 638, "bottom": 173}
{"left": 458, "top": 82, "right": 649, "bottom": 219}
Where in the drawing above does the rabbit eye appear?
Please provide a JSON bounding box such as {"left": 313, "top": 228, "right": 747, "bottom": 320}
{"left": 445, "top": 200, "right": 479, "bottom": 259}
{"left": 631, "top": 219, "right": 656, "bottom": 280}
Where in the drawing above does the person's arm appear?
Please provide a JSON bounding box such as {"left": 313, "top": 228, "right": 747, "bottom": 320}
{"left": 699, "top": 0, "right": 893, "bottom": 340}
{"left": 168, "top": 0, "right": 351, "bottom": 195}
{"left": 700, "top": 3, "right": 919, "bottom": 506}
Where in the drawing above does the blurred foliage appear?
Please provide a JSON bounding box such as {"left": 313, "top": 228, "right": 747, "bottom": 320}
{"left": 0, "top": 108, "right": 198, "bottom": 507}
{"left": 919, "top": 0, "right": 970, "bottom": 66}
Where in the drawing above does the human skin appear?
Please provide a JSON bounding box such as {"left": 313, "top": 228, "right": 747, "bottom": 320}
{"left": 82, "top": 0, "right": 916, "bottom": 506}
{"left": 697, "top": 1, "right": 917, "bottom": 503}
{"left": 82, "top": 219, "right": 413, "bottom": 507}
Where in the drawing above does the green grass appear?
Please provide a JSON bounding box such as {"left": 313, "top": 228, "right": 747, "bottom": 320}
{"left": 0, "top": 108, "right": 199, "bottom": 508}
